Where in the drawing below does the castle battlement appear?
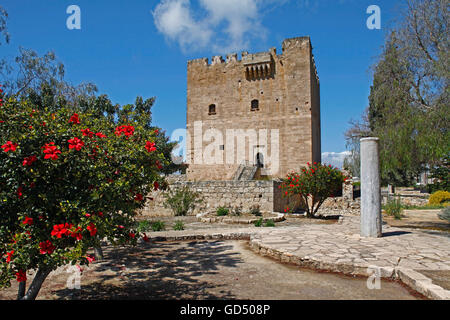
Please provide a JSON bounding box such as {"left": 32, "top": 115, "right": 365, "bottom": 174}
{"left": 186, "top": 36, "right": 322, "bottom": 181}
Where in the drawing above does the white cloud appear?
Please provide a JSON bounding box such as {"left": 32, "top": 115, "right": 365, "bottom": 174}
{"left": 321, "top": 151, "right": 351, "bottom": 169}
{"left": 152, "top": 0, "right": 277, "bottom": 53}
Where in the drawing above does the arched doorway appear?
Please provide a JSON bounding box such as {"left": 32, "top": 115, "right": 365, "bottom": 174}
{"left": 256, "top": 152, "right": 264, "bottom": 168}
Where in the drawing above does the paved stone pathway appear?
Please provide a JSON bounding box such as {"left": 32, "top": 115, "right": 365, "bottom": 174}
{"left": 249, "top": 216, "right": 450, "bottom": 299}
{"left": 146, "top": 215, "right": 450, "bottom": 299}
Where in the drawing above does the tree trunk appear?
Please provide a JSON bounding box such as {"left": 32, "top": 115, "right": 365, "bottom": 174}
{"left": 94, "top": 245, "right": 104, "bottom": 261}
{"left": 20, "top": 268, "right": 51, "bottom": 300}
{"left": 17, "top": 281, "right": 26, "bottom": 300}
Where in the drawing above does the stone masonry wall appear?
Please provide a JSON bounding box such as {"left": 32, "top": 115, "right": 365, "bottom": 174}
{"left": 139, "top": 180, "right": 291, "bottom": 218}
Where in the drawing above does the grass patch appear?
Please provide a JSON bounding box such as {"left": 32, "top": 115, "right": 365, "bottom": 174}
{"left": 254, "top": 218, "right": 263, "bottom": 227}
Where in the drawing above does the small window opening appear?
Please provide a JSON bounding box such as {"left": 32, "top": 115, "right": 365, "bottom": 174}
{"left": 251, "top": 99, "right": 259, "bottom": 111}
{"left": 208, "top": 104, "right": 216, "bottom": 115}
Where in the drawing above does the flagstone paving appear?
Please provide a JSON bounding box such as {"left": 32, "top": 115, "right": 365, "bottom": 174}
{"left": 145, "top": 215, "right": 450, "bottom": 299}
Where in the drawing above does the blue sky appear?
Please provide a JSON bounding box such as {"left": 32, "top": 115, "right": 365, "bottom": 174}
{"left": 1, "top": 0, "right": 406, "bottom": 164}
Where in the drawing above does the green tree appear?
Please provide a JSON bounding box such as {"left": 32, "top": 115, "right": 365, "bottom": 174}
{"left": 345, "top": 0, "right": 449, "bottom": 186}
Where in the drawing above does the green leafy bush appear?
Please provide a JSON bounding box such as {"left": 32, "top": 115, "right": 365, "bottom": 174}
{"left": 384, "top": 197, "right": 403, "bottom": 219}
{"left": 163, "top": 186, "right": 202, "bottom": 216}
{"left": 264, "top": 219, "right": 275, "bottom": 227}
{"left": 280, "top": 162, "right": 347, "bottom": 218}
{"left": 438, "top": 206, "right": 450, "bottom": 222}
{"left": 136, "top": 220, "right": 152, "bottom": 233}
{"left": 254, "top": 218, "right": 263, "bottom": 227}
{"left": 173, "top": 220, "right": 185, "bottom": 231}
{"left": 0, "top": 96, "right": 164, "bottom": 299}
{"left": 151, "top": 221, "right": 165, "bottom": 232}
{"left": 216, "top": 207, "right": 229, "bottom": 216}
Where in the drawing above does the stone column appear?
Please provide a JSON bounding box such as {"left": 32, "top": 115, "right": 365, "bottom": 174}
{"left": 360, "top": 137, "right": 382, "bottom": 237}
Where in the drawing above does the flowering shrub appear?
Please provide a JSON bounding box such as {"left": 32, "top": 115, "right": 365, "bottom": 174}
{"left": 0, "top": 95, "right": 165, "bottom": 299}
{"left": 280, "top": 162, "right": 347, "bottom": 218}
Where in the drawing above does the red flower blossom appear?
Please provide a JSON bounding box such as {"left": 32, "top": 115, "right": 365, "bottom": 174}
{"left": 86, "top": 223, "right": 97, "bottom": 237}
{"left": 22, "top": 216, "right": 33, "bottom": 225}
{"left": 39, "top": 240, "right": 55, "bottom": 255}
{"left": 155, "top": 160, "right": 163, "bottom": 170}
{"left": 154, "top": 129, "right": 159, "bottom": 135}
{"left": 95, "top": 132, "right": 107, "bottom": 138}
{"left": 142, "top": 233, "right": 150, "bottom": 243}
{"left": 1, "top": 141, "right": 18, "bottom": 152}
{"left": 81, "top": 128, "right": 94, "bottom": 138}
{"left": 23, "top": 155, "right": 37, "bottom": 166}
{"left": 129, "top": 232, "right": 135, "bottom": 239}
{"left": 51, "top": 223, "right": 73, "bottom": 238}
{"left": 17, "top": 186, "right": 24, "bottom": 199}
{"left": 86, "top": 255, "right": 95, "bottom": 263}
{"left": 68, "top": 137, "right": 84, "bottom": 151}
{"left": 134, "top": 193, "right": 144, "bottom": 202}
{"left": 42, "top": 142, "right": 61, "bottom": 160}
{"left": 69, "top": 113, "right": 80, "bottom": 124}
{"left": 145, "top": 141, "right": 156, "bottom": 153}
{"left": 16, "top": 270, "right": 27, "bottom": 283}
{"left": 5, "top": 250, "right": 14, "bottom": 263}
{"left": 70, "top": 227, "right": 83, "bottom": 241}
{"left": 153, "top": 181, "right": 159, "bottom": 191}
{"left": 114, "top": 125, "right": 135, "bottom": 137}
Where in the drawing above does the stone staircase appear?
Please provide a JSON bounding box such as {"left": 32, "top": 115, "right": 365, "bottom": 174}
{"left": 233, "top": 161, "right": 258, "bottom": 181}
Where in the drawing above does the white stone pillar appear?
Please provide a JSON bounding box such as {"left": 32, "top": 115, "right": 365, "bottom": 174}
{"left": 360, "top": 137, "right": 382, "bottom": 237}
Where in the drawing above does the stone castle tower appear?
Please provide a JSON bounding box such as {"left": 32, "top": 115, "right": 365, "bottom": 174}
{"left": 186, "top": 36, "right": 321, "bottom": 181}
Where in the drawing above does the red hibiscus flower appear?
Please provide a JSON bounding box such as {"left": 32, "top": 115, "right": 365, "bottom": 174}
{"left": 86, "top": 255, "right": 95, "bottom": 263}
{"left": 155, "top": 160, "right": 163, "bottom": 170}
{"left": 95, "top": 132, "right": 107, "bottom": 138}
{"left": 17, "top": 186, "right": 24, "bottom": 199}
{"left": 114, "top": 125, "right": 135, "bottom": 137}
{"left": 5, "top": 250, "right": 14, "bottom": 263}
{"left": 69, "top": 113, "right": 80, "bottom": 124}
{"left": 81, "top": 128, "right": 94, "bottom": 138}
{"left": 1, "top": 141, "right": 18, "bottom": 152}
{"left": 16, "top": 270, "right": 27, "bottom": 283}
{"left": 86, "top": 223, "right": 97, "bottom": 237}
{"left": 153, "top": 181, "right": 159, "bottom": 191}
{"left": 70, "top": 226, "right": 83, "bottom": 241}
{"left": 142, "top": 233, "right": 150, "bottom": 243}
{"left": 134, "top": 193, "right": 144, "bottom": 202}
{"left": 129, "top": 232, "right": 135, "bottom": 239}
{"left": 145, "top": 141, "right": 156, "bottom": 153}
{"left": 51, "top": 223, "right": 73, "bottom": 238}
{"left": 22, "top": 155, "right": 37, "bottom": 166}
{"left": 42, "top": 142, "right": 61, "bottom": 160}
{"left": 22, "top": 216, "right": 33, "bottom": 225}
{"left": 39, "top": 240, "right": 55, "bottom": 255}
{"left": 68, "top": 137, "right": 84, "bottom": 151}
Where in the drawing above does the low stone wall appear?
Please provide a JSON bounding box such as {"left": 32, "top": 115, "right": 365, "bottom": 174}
{"left": 139, "top": 179, "right": 291, "bottom": 218}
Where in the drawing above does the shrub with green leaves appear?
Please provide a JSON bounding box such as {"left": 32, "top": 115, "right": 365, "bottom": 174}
{"left": 280, "top": 162, "right": 347, "bottom": 218}
{"left": 254, "top": 218, "right": 263, "bottom": 227}
{"left": 163, "top": 186, "right": 202, "bottom": 216}
{"left": 0, "top": 95, "right": 165, "bottom": 299}
{"left": 173, "top": 220, "right": 185, "bottom": 231}
{"left": 438, "top": 206, "right": 450, "bottom": 222}
{"left": 384, "top": 197, "right": 403, "bottom": 219}
{"left": 151, "top": 221, "right": 165, "bottom": 232}
{"left": 216, "top": 207, "right": 229, "bottom": 216}
{"left": 264, "top": 220, "right": 275, "bottom": 227}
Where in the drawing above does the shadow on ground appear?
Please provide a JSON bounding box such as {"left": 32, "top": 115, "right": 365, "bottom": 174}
{"left": 53, "top": 241, "right": 241, "bottom": 300}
